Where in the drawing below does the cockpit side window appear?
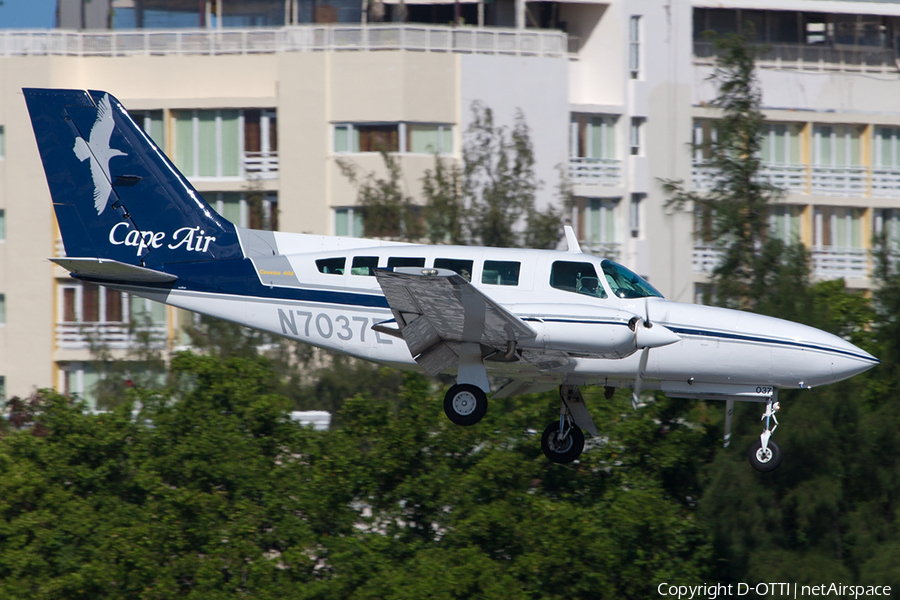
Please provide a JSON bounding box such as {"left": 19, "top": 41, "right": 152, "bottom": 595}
{"left": 550, "top": 261, "right": 608, "bottom": 299}
{"left": 601, "top": 260, "right": 663, "bottom": 298}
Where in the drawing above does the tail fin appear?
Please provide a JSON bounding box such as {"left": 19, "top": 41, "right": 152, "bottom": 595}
{"left": 24, "top": 88, "right": 242, "bottom": 267}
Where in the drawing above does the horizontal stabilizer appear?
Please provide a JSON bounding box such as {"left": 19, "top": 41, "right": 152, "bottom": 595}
{"left": 51, "top": 257, "right": 177, "bottom": 283}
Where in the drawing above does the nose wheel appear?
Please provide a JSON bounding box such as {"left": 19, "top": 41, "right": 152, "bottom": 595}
{"left": 748, "top": 399, "right": 783, "bottom": 472}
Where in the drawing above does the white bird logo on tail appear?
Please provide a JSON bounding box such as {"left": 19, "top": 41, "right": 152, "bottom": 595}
{"left": 73, "top": 94, "right": 126, "bottom": 215}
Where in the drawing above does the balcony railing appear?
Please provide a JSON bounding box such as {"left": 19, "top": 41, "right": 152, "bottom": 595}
{"left": 243, "top": 151, "right": 279, "bottom": 178}
{"left": 582, "top": 242, "right": 621, "bottom": 260}
{"left": 56, "top": 323, "right": 167, "bottom": 350}
{"left": 568, "top": 157, "right": 622, "bottom": 186}
{"left": 692, "top": 244, "right": 721, "bottom": 274}
{"left": 0, "top": 25, "right": 567, "bottom": 58}
{"left": 871, "top": 168, "right": 900, "bottom": 198}
{"left": 810, "top": 165, "right": 867, "bottom": 197}
{"left": 694, "top": 41, "right": 898, "bottom": 73}
{"left": 694, "top": 244, "right": 870, "bottom": 279}
{"left": 693, "top": 162, "right": 895, "bottom": 198}
{"left": 812, "top": 247, "right": 869, "bottom": 279}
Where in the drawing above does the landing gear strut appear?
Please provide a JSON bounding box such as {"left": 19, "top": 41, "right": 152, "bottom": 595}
{"left": 540, "top": 388, "right": 587, "bottom": 464}
{"left": 748, "top": 398, "right": 783, "bottom": 472}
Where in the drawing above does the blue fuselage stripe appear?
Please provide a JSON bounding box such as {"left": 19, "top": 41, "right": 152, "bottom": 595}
{"left": 154, "top": 259, "right": 878, "bottom": 366}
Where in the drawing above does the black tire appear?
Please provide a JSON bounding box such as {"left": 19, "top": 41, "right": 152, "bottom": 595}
{"left": 748, "top": 439, "right": 783, "bottom": 472}
{"left": 443, "top": 384, "right": 488, "bottom": 426}
{"left": 541, "top": 420, "right": 585, "bottom": 464}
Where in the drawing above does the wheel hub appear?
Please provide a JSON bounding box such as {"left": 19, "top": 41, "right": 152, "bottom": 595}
{"left": 548, "top": 430, "right": 573, "bottom": 454}
{"left": 452, "top": 391, "right": 478, "bottom": 416}
{"left": 756, "top": 447, "right": 773, "bottom": 463}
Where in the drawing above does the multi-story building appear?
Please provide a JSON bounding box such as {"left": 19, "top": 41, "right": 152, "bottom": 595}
{"left": 1, "top": 0, "right": 898, "bottom": 406}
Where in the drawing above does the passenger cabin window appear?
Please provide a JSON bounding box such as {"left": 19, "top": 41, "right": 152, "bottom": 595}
{"left": 351, "top": 256, "right": 378, "bottom": 276}
{"left": 550, "top": 261, "right": 607, "bottom": 298}
{"left": 602, "top": 260, "right": 663, "bottom": 298}
{"left": 316, "top": 257, "right": 345, "bottom": 275}
{"left": 482, "top": 260, "right": 520, "bottom": 286}
{"left": 387, "top": 257, "right": 425, "bottom": 269}
{"left": 434, "top": 258, "right": 473, "bottom": 281}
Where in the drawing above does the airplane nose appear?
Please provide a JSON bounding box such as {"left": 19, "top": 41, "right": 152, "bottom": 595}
{"left": 773, "top": 319, "right": 879, "bottom": 386}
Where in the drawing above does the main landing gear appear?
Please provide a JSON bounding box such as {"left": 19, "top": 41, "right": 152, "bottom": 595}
{"left": 748, "top": 398, "right": 783, "bottom": 472}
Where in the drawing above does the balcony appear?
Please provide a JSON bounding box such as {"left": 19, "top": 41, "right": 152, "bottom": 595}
{"left": 568, "top": 157, "right": 622, "bottom": 187}
{"left": 243, "top": 151, "right": 279, "bottom": 179}
{"left": 0, "top": 25, "right": 567, "bottom": 59}
{"left": 694, "top": 244, "right": 870, "bottom": 280}
{"left": 694, "top": 41, "right": 898, "bottom": 74}
{"left": 582, "top": 242, "right": 621, "bottom": 260}
{"left": 810, "top": 166, "right": 867, "bottom": 197}
{"left": 692, "top": 244, "right": 721, "bottom": 274}
{"left": 811, "top": 247, "right": 868, "bottom": 279}
{"left": 56, "top": 322, "right": 167, "bottom": 350}
{"left": 693, "top": 163, "right": 876, "bottom": 197}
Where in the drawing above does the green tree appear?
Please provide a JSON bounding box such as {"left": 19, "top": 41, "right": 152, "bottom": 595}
{"left": 461, "top": 102, "right": 562, "bottom": 249}
{"left": 337, "top": 151, "right": 424, "bottom": 241}
{"left": 663, "top": 31, "right": 789, "bottom": 310}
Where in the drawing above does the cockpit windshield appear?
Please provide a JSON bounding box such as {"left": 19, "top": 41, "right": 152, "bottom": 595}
{"left": 601, "top": 261, "right": 664, "bottom": 299}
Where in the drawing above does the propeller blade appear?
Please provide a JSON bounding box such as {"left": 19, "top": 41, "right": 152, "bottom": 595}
{"left": 632, "top": 347, "right": 650, "bottom": 410}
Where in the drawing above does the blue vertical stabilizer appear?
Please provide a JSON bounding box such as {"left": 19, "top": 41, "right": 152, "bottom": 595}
{"left": 24, "top": 88, "right": 242, "bottom": 267}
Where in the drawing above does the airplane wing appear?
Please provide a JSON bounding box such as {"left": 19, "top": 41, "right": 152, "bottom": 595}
{"left": 374, "top": 267, "right": 537, "bottom": 376}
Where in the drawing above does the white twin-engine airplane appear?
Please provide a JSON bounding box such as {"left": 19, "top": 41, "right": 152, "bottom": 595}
{"left": 25, "top": 88, "right": 879, "bottom": 471}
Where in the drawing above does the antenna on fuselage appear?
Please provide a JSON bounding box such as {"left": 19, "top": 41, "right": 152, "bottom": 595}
{"left": 564, "top": 225, "right": 582, "bottom": 253}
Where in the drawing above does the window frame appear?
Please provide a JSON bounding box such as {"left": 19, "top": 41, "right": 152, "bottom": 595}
{"left": 333, "top": 122, "right": 454, "bottom": 155}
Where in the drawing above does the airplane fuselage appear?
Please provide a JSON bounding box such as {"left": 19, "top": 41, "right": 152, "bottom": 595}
{"left": 131, "top": 228, "right": 877, "bottom": 401}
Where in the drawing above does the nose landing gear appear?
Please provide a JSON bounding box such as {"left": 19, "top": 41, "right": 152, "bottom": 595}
{"left": 748, "top": 398, "right": 783, "bottom": 472}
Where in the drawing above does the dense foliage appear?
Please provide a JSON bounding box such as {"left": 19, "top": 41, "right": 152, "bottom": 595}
{"left": 1, "top": 355, "right": 712, "bottom": 598}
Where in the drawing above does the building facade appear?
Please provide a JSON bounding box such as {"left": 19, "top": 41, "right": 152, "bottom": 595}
{"left": 1, "top": 0, "right": 899, "bottom": 404}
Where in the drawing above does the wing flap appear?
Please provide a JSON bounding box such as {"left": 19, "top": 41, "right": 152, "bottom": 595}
{"left": 375, "top": 267, "right": 537, "bottom": 374}
{"left": 51, "top": 257, "right": 177, "bottom": 283}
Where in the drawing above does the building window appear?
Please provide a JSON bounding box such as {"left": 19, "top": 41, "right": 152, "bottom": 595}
{"left": 0, "top": 125, "right": 5, "bottom": 159}
{"left": 629, "top": 16, "right": 642, "bottom": 79}
{"left": 814, "top": 206, "right": 864, "bottom": 248}
{"left": 243, "top": 109, "right": 278, "bottom": 176}
{"left": 692, "top": 119, "right": 719, "bottom": 162}
{"left": 407, "top": 124, "right": 453, "bottom": 154}
{"left": 0, "top": 376, "right": 5, "bottom": 403}
{"left": 875, "top": 126, "right": 900, "bottom": 169}
{"left": 60, "top": 282, "right": 128, "bottom": 324}
{"left": 761, "top": 122, "right": 802, "bottom": 165}
{"left": 129, "top": 110, "right": 165, "bottom": 147}
{"left": 173, "top": 109, "right": 241, "bottom": 178}
{"left": 335, "top": 207, "right": 365, "bottom": 237}
{"left": 630, "top": 193, "right": 643, "bottom": 238}
{"left": 207, "top": 191, "right": 278, "bottom": 230}
{"left": 0, "top": 209, "right": 5, "bottom": 241}
{"left": 334, "top": 123, "right": 453, "bottom": 154}
{"left": 584, "top": 198, "right": 618, "bottom": 247}
{"left": 630, "top": 118, "right": 644, "bottom": 156}
{"left": 769, "top": 205, "right": 803, "bottom": 244}
{"left": 813, "top": 124, "right": 864, "bottom": 167}
{"left": 571, "top": 114, "right": 617, "bottom": 159}
{"left": 875, "top": 208, "right": 900, "bottom": 249}
{"left": 0, "top": 293, "right": 5, "bottom": 325}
